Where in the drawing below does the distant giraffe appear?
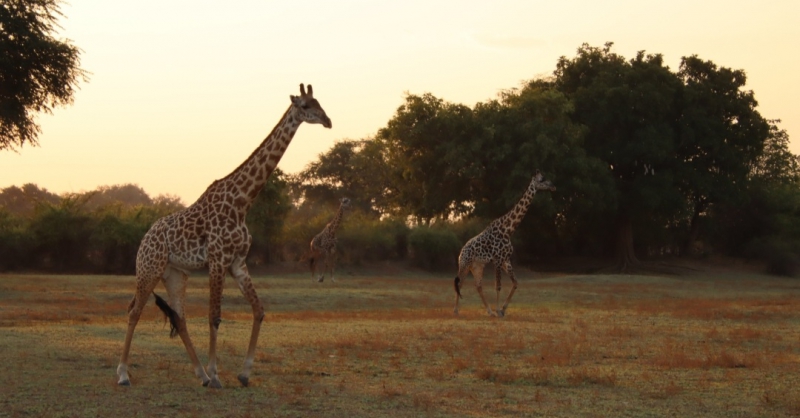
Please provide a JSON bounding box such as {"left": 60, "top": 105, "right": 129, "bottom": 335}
{"left": 453, "top": 170, "right": 555, "bottom": 317}
{"left": 309, "top": 197, "right": 351, "bottom": 282}
{"left": 116, "top": 84, "right": 331, "bottom": 388}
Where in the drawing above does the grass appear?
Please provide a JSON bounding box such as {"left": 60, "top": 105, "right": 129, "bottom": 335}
{"left": 2, "top": 267, "right": 800, "bottom": 417}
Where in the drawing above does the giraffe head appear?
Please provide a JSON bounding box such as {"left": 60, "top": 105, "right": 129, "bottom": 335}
{"left": 290, "top": 83, "right": 332, "bottom": 128}
{"left": 340, "top": 197, "right": 351, "bottom": 209}
{"left": 531, "top": 170, "right": 556, "bottom": 192}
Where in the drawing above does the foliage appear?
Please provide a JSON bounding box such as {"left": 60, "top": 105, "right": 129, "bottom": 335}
{"left": 337, "top": 214, "right": 410, "bottom": 263}
{"left": 3, "top": 42, "right": 799, "bottom": 274}
{"left": 246, "top": 169, "right": 292, "bottom": 266}
{"left": 0, "top": 183, "right": 184, "bottom": 273}
{"left": 0, "top": 183, "right": 59, "bottom": 215}
{"left": 407, "top": 225, "right": 461, "bottom": 270}
{"left": 291, "top": 139, "right": 387, "bottom": 216}
{"left": 0, "top": 0, "right": 88, "bottom": 150}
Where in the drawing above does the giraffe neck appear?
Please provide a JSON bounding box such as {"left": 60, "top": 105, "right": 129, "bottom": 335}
{"left": 327, "top": 204, "right": 346, "bottom": 233}
{"left": 197, "top": 105, "right": 301, "bottom": 211}
{"left": 495, "top": 185, "right": 537, "bottom": 235}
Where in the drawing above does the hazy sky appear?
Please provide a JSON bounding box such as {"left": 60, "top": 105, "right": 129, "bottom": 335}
{"left": 2, "top": 0, "right": 798, "bottom": 204}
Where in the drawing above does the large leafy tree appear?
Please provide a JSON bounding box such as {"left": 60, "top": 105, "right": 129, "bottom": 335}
{"left": 246, "top": 169, "right": 292, "bottom": 265}
{"left": 291, "top": 139, "right": 389, "bottom": 217}
{"left": 469, "top": 82, "right": 611, "bottom": 258}
{"left": 0, "top": 0, "right": 87, "bottom": 150}
{"left": 554, "top": 43, "right": 685, "bottom": 269}
{"left": 676, "top": 55, "right": 772, "bottom": 253}
{"left": 376, "top": 93, "right": 480, "bottom": 223}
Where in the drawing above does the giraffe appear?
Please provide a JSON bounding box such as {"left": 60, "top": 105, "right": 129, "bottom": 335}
{"left": 116, "top": 84, "right": 331, "bottom": 388}
{"left": 309, "top": 197, "right": 351, "bottom": 282}
{"left": 453, "top": 170, "right": 555, "bottom": 318}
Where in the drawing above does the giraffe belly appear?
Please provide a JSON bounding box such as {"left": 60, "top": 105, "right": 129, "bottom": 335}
{"left": 168, "top": 247, "right": 208, "bottom": 271}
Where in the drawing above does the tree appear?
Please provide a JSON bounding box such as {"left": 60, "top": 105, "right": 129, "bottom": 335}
{"left": 0, "top": 183, "right": 59, "bottom": 216}
{"left": 246, "top": 169, "right": 292, "bottom": 265}
{"left": 0, "top": 0, "right": 87, "bottom": 150}
{"left": 291, "top": 139, "right": 389, "bottom": 217}
{"left": 376, "top": 93, "right": 480, "bottom": 223}
{"left": 676, "top": 55, "right": 771, "bottom": 254}
{"left": 554, "top": 43, "right": 690, "bottom": 270}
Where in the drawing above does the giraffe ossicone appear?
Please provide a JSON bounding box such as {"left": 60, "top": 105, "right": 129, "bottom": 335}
{"left": 453, "top": 170, "right": 555, "bottom": 318}
{"left": 116, "top": 83, "right": 331, "bottom": 388}
{"left": 310, "top": 197, "right": 351, "bottom": 282}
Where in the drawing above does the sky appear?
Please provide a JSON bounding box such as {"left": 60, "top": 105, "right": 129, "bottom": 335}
{"left": 2, "top": 0, "right": 798, "bottom": 204}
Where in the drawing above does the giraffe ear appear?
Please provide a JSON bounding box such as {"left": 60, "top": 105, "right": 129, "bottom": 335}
{"left": 290, "top": 95, "right": 302, "bottom": 106}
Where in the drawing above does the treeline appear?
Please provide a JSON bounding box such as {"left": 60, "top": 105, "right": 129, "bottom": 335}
{"left": 288, "top": 43, "right": 800, "bottom": 274}
{"left": 2, "top": 43, "right": 800, "bottom": 275}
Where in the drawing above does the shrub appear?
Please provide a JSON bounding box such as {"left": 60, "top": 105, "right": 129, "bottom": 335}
{"left": 408, "top": 225, "right": 461, "bottom": 270}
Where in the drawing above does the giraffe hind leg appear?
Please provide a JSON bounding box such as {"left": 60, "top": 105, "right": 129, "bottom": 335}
{"left": 494, "top": 265, "right": 502, "bottom": 317}
{"left": 117, "top": 273, "right": 160, "bottom": 386}
{"left": 231, "top": 257, "right": 265, "bottom": 388}
{"left": 498, "top": 261, "right": 518, "bottom": 318}
{"left": 309, "top": 255, "right": 318, "bottom": 281}
{"left": 328, "top": 248, "right": 337, "bottom": 283}
{"left": 162, "top": 267, "right": 212, "bottom": 386}
{"left": 471, "top": 264, "right": 496, "bottom": 317}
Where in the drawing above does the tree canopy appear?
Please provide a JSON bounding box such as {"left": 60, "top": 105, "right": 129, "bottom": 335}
{"left": 0, "top": 0, "right": 87, "bottom": 150}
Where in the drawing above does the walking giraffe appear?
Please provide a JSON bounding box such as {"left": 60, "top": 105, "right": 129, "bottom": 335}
{"left": 116, "top": 84, "right": 331, "bottom": 388}
{"left": 309, "top": 197, "right": 351, "bottom": 282}
{"left": 453, "top": 170, "right": 555, "bottom": 317}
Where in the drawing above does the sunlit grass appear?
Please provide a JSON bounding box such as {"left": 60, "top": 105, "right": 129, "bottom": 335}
{"left": 2, "top": 269, "right": 800, "bottom": 417}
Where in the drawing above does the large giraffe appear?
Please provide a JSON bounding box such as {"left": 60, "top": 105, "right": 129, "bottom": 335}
{"left": 116, "top": 84, "right": 331, "bottom": 388}
{"left": 453, "top": 170, "right": 555, "bottom": 317}
{"left": 309, "top": 197, "right": 350, "bottom": 282}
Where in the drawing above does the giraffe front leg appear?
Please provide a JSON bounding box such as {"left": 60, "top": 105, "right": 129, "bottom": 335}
{"left": 231, "top": 258, "right": 264, "bottom": 387}
{"left": 205, "top": 264, "right": 225, "bottom": 389}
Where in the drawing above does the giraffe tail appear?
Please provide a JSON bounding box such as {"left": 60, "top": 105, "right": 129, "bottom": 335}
{"left": 153, "top": 292, "right": 179, "bottom": 338}
{"left": 454, "top": 276, "right": 462, "bottom": 299}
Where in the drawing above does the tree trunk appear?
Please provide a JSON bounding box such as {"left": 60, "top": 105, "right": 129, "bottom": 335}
{"left": 682, "top": 201, "right": 706, "bottom": 256}
{"left": 615, "top": 215, "right": 640, "bottom": 272}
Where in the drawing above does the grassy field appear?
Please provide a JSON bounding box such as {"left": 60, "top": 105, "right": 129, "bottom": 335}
{"left": 2, "top": 265, "right": 800, "bottom": 417}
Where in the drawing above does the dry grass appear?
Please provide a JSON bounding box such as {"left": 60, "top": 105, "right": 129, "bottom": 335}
{"left": 2, "top": 268, "right": 800, "bottom": 417}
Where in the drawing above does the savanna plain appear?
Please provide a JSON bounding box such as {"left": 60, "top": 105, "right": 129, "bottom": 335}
{"left": 2, "top": 262, "right": 800, "bottom": 417}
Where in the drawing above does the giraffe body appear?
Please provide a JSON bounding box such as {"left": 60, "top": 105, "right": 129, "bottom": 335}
{"left": 310, "top": 197, "right": 350, "bottom": 282}
{"left": 454, "top": 170, "right": 555, "bottom": 317}
{"left": 117, "top": 84, "right": 331, "bottom": 388}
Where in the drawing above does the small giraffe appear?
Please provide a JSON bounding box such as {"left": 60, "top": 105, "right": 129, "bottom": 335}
{"left": 117, "top": 84, "right": 331, "bottom": 388}
{"left": 309, "top": 197, "right": 351, "bottom": 282}
{"left": 453, "top": 170, "right": 555, "bottom": 317}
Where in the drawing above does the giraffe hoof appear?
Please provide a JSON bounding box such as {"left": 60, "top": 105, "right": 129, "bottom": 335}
{"left": 497, "top": 309, "right": 505, "bottom": 318}
{"left": 118, "top": 379, "right": 131, "bottom": 387}
{"left": 237, "top": 374, "right": 249, "bottom": 387}
{"left": 207, "top": 377, "right": 223, "bottom": 389}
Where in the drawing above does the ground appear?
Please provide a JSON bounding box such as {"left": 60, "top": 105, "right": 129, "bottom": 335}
{"left": 1, "top": 260, "right": 799, "bottom": 417}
